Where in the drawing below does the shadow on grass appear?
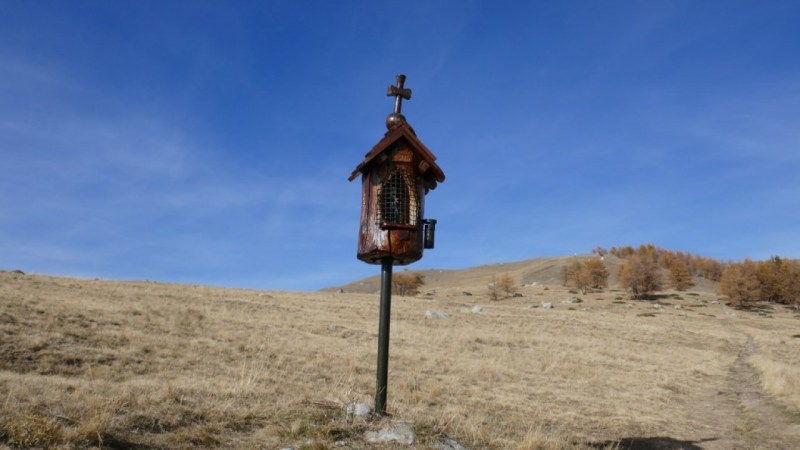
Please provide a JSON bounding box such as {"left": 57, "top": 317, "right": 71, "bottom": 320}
{"left": 636, "top": 294, "right": 674, "bottom": 301}
{"left": 588, "top": 436, "right": 717, "bottom": 450}
{"left": 102, "top": 435, "right": 163, "bottom": 450}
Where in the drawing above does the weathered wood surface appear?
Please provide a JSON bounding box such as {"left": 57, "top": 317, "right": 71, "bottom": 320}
{"left": 350, "top": 122, "right": 445, "bottom": 265}
{"left": 356, "top": 141, "right": 426, "bottom": 265}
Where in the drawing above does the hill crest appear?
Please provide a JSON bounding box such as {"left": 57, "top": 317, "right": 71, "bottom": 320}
{"left": 326, "top": 254, "right": 719, "bottom": 295}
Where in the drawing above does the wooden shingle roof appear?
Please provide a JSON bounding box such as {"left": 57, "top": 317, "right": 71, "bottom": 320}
{"left": 348, "top": 122, "right": 445, "bottom": 188}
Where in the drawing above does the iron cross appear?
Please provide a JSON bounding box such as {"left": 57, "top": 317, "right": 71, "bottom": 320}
{"left": 387, "top": 74, "right": 412, "bottom": 114}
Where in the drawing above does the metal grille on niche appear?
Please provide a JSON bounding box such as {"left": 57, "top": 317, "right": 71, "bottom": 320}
{"left": 377, "top": 170, "right": 418, "bottom": 229}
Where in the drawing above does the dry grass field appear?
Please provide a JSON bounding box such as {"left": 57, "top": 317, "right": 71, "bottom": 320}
{"left": 2, "top": 256, "right": 800, "bottom": 449}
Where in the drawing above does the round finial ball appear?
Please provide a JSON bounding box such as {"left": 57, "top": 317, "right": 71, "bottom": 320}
{"left": 386, "top": 112, "right": 406, "bottom": 129}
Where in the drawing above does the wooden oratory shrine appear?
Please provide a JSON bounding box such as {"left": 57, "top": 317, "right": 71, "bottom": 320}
{"left": 349, "top": 74, "right": 445, "bottom": 415}
{"left": 349, "top": 74, "right": 445, "bottom": 265}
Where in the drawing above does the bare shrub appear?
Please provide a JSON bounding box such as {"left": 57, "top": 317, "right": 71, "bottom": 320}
{"left": 779, "top": 259, "right": 800, "bottom": 306}
{"left": 585, "top": 258, "right": 610, "bottom": 291}
{"left": 668, "top": 257, "right": 694, "bottom": 291}
{"left": 393, "top": 271, "right": 425, "bottom": 296}
{"left": 498, "top": 273, "right": 517, "bottom": 298}
{"left": 719, "top": 260, "right": 760, "bottom": 308}
{"left": 488, "top": 273, "right": 517, "bottom": 300}
{"left": 564, "top": 259, "right": 609, "bottom": 294}
{"left": 618, "top": 254, "right": 662, "bottom": 299}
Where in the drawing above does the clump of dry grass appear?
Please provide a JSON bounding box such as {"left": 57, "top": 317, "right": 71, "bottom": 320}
{"left": 0, "top": 414, "right": 63, "bottom": 448}
{"left": 749, "top": 355, "right": 800, "bottom": 411}
{"left": 0, "top": 381, "right": 118, "bottom": 448}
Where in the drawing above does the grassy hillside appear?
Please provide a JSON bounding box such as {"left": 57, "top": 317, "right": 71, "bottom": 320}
{"left": 2, "top": 268, "right": 799, "bottom": 449}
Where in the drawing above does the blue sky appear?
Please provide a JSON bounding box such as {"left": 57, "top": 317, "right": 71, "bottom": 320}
{"left": 2, "top": 1, "right": 799, "bottom": 290}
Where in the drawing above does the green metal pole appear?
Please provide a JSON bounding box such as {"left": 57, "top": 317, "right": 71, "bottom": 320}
{"left": 375, "top": 257, "right": 393, "bottom": 415}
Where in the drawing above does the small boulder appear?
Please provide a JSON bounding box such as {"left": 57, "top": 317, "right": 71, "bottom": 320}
{"left": 461, "top": 305, "right": 485, "bottom": 314}
{"left": 346, "top": 402, "right": 371, "bottom": 420}
{"left": 365, "top": 422, "right": 415, "bottom": 445}
{"left": 425, "top": 310, "right": 450, "bottom": 319}
{"left": 435, "top": 436, "right": 470, "bottom": 450}
{"left": 541, "top": 302, "right": 554, "bottom": 309}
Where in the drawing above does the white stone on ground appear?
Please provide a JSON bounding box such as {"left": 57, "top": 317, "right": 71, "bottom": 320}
{"left": 435, "top": 436, "right": 470, "bottom": 450}
{"left": 346, "top": 402, "right": 371, "bottom": 420}
{"left": 365, "top": 422, "right": 415, "bottom": 445}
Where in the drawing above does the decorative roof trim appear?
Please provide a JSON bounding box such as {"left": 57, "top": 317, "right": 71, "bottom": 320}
{"left": 349, "top": 122, "right": 445, "bottom": 184}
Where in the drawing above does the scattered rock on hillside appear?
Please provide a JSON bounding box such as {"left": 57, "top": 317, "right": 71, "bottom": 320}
{"left": 365, "top": 422, "right": 415, "bottom": 445}
{"left": 462, "top": 291, "right": 473, "bottom": 296}
{"left": 561, "top": 297, "right": 582, "bottom": 304}
{"left": 435, "top": 435, "right": 470, "bottom": 450}
{"left": 461, "top": 305, "right": 485, "bottom": 314}
{"left": 542, "top": 302, "right": 554, "bottom": 309}
{"left": 512, "top": 293, "right": 523, "bottom": 297}
{"left": 425, "top": 310, "right": 449, "bottom": 319}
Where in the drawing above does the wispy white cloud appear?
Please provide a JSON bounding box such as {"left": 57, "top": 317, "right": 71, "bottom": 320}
{"left": 0, "top": 61, "right": 359, "bottom": 288}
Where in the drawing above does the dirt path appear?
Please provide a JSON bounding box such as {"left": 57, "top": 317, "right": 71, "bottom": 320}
{"left": 699, "top": 327, "right": 800, "bottom": 450}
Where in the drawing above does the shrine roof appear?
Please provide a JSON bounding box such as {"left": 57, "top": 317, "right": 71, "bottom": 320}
{"left": 348, "top": 122, "right": 445, "bottom": 184}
